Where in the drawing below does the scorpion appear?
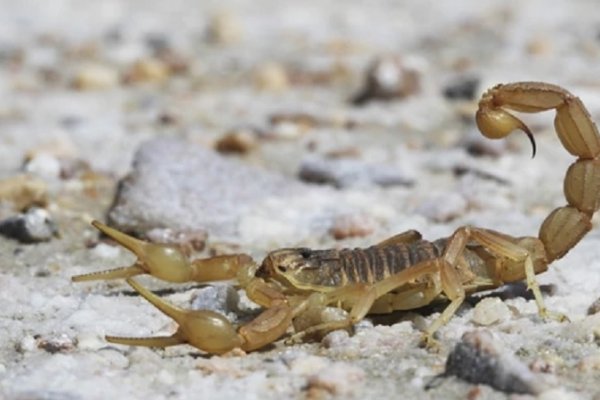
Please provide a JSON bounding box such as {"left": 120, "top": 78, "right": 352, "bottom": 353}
{"left": 72, "top": 82, "right": 600, "bottom": 354}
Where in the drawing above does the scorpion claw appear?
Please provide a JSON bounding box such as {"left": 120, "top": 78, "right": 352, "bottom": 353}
{"left": 71, "top": 264, "right": 145, "bottom": 282}
{"left": 111, "top": 278, "right": 244, "bottom": 354}
{"left": 74, "top": 221, "right": 196, "bottom": 283}
{"left": 105, "top": 333, "right": 183, "bottom": 348}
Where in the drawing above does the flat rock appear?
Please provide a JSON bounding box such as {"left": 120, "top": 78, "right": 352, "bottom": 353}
{"left": 108, "top": 138, "right": 307, "bottom": 240}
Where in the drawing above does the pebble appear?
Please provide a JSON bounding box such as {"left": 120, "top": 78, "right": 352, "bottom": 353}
{"left": 123, "top": 58, "right": 169, "bottom": 84}
{"left": 0, "top": 207, "right": 58, "bottom": 243}
{"left": 443, "top": 77, "right": 480, "bottom": 100}
{"left": 299, "top": 155, "right": 414, "bottom": 188}
{"left": 351, "top": 55, "right": 420, "bottom": 105}
{"left": 190, "top": 284, "right": 240, "bottom": 320}
{"left": 305, "top": 361, "right": 365, "bottom": 397}
{"left": 215, "top": 128, "right": 259, "bottom": 154}
{"left": 0, "top": 175, "right": 48, "bottom": 211}
{"left": 22, "top": 153, "right": 62, "bottom": 180}
{"left": 437, "top": 330, "right": 545, "bottom": 395}
{"left": 459, "top": 129, "right": 510, "bottom": 157}
{"left": 588, "top": 296, "right": 600, "bottom": 315}
{"left": 18, "top": 335, "right": 37, "bottom": 353}
{"left": 36, "top": 334, "right": 77, "bottom": 354}
{"left": 269, "top": 120, "right": 307, "bottom": 139}
{"left": 89, "top": 242, "right": 121, "bottom": 259}
{"left": 471, "top": 297, "right": 511, "bottom": 326}
{"left": 206, "top": 11, "right": 242, "bottom": 45}
{"left": 328, "top": 213, "right": 376, "bottom": 240}
{"left": 71, "top": 63, "right": 119, "bottom": 90}
{"left": 254, "top": 62, "right": 289, "bottom": 92}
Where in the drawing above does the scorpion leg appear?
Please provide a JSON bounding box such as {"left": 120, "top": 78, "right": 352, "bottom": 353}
{"left": 464, "top": 227, "right": 567, "bottom": 321}
{"left": 289, "top": 261, "right": 444, "bottom": 343}
{"left": 376, "top": 229, "right": 422, "bottom": 247}
{"left": 107, "top": 277, "right": 297, "bottom": 353}
{"left": 72, "top": 220, "right": 254, "bottom": 284}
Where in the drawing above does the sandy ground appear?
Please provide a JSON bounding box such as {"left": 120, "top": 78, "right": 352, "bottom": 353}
{"left": 2, "top": 1, "right": 600, "bottom": 399}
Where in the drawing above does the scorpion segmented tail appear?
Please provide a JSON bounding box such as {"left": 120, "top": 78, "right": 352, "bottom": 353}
{"left": 477, "top": 82, "right": 600, "bottom": 262}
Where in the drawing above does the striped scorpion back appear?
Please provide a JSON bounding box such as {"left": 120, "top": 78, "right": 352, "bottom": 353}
{"left": 336, "top": 239, "right": 448, "bottom": 285}
{"left": 280, "top": 239, "right": 450, "bottom": 289}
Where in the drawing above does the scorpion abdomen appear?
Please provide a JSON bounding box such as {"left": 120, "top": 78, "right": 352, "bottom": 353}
{"left": 338, "top": 239, "right": 447, "bottom": 284}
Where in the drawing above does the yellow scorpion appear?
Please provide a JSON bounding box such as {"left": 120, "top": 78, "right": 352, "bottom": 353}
{"left": 73, "top": 82, "right": 600, "bottom": 354}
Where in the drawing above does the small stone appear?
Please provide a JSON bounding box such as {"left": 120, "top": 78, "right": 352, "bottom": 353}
{"left": 329, "top": 213, "right": 376, "bottom": 240}
{"left": 71, "top": 63, "right": 119, "bottom": 90}
{"left": 0, "top": 175, "right": 48, "bottom": 211}
{"left": 471, "top": 297, "right": 511, "bottom": 326}
{"left": 269, "top": 121, "right": 307, "bottom": 139}
{"left": 588, "top": 296, "right": 600, "bottom": 315}
{"left": 22, "top": 153, "right": 62, "bottom": 180}
{"left": 321, "top": 330, "right": 351, "bottom": 349}
{"left": 526, "top": 38, "right": 553, "bottom": 56}
{"left": 215, "top": 128, "right": 258, "bottom": 154}
{"left": 190, "top": 285, "right": 240, "bottom": 319}
{"left": 254, "top": 62, "right": 289, "bottom": 92}
{"left": 36, "top": 334, "right": 76, "bottom": 353}
{"left": 438, "top": 330, "right": 546, "bottom": 395}
{"left": 351, "top": 55, "right": 420, "bottom": 105}
{"left": 90, "top": 242, "right": 121, "bottom": 259}
{"left": 460, "top": 129, "right": 509, "bottom": 157}
{"left": 18, "top": 335, "right": 37, "bottom": 352}
{"left": 299, "top": 156, "right": 414, "bottom": 188}
{"left": 306, "top": 362, "right": 365, "bottom": 396}
{"left": 0, "top": 207, "right": 58, "bottom": 243}
{"left": 289, "top": 355, "right": 330, "bottom": 376}
{"left": 206, "top": 11, "right": 242, "bottom": 45}
{"left": 269, "top": 113, "right": 319, "bottom": 130}
{"left": 144, "top": 33, "right": 170, "bottom": 53}
{"left": 537, "top": 388, "right": 580, "bottom": 400}
{"left": 443, "top": 77, "right": 480, "bottom": 100}
{"left": 124, "top": 58, "right": 169, "bottom": 84}
{"left": 577, "top": 353, "right": 600, "bottom": 371}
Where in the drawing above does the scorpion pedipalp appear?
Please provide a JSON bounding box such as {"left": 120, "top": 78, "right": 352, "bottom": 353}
{"left": 72, "top": 220, "right": 196, "bottom": 283}
{"left": 105, "top": 278, "right": 244, "bottom": 354}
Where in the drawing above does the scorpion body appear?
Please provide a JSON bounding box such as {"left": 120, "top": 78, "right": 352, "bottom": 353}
{"left": 73, "top": 81, "right": 600, "bottom": 354}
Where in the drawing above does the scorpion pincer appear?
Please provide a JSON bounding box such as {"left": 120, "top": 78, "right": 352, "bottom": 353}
{"left": 73, "top": 82, "right": 600, "bottom": 354}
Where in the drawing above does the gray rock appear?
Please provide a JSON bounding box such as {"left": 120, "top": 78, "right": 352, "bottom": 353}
{"left": 0, "top": 207, "right": 58, "bottom": 243}
{"left": 299, "top": 155, "right": 414, "bottom": 188}
{"left": 587, "top": 296, "right": 600, "bottom": 315}
{"left": 108, "top": 138, "right": 305, "bottom": 239}
{"left": 431, "top": 330, "right": 547, "bottom": 395}
{"left": 190, "top": 285, "right": 241, "bottom": 322}
{"left": 443, "top": 76, "right": 480, "bottom": 100}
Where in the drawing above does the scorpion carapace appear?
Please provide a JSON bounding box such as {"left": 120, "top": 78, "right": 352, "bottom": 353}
{"left": 72, "top": 82, "right": 600, "bottom": 354}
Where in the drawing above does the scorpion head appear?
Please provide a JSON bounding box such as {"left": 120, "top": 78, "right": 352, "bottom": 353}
{"left": 259, "top": 248, "right": 328, "bottom": 290}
